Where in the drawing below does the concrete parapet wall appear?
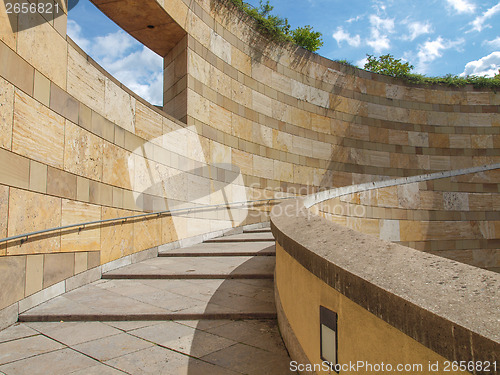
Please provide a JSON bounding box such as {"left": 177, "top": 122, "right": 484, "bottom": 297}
{"left": 271, "top": 198, "right": 499, "bottom": 375}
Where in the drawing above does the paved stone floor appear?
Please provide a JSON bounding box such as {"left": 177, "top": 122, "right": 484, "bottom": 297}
{"left": 0, "top": 229, "right": 296, "bottom": 375}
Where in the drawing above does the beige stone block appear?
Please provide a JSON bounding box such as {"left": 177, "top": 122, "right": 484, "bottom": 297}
{"left": 7, "top": 188, "right": 61, "bottom": 255}
{"left": 67, "top": 46, "right": 105, "bottom": 113}
{"left": 293, "top": 165, "right": 314, "bottom": 185}
{"left": 64, "top": 120, "right": 104, "bottom": 180}
{"left": 292, "top": 134, "right": 313, "bottom": 157}
{"left": 471, "top": 135, "right": 493, "bottom": 149}
{"left": 17, "top": 11, "right": 67, "bottom": 88}
{"left": 231, "top": 79, "right": 252, "bottom": 107}
{"left": 0, "top": 256, "right": 25, "bottom": 309}
{"left": 33, "top": 70, "right": 50, "bottom": 107}
{"left": 29, "top": 160, "right": 47, "bottom": 194}
{"left": 211, "top": 140, "right": 231, "bottom": 164}
{"left": 13, "top": 90, "right": 65, "bottom": 168}
{"left": 429, "top": 134, "right": 449, "bottom": 148}
{"left": 25, "top": 254, "right": 44, "bottom": 296}
{"left": 274, "top": 160, "right": 293, "bottom": 183}
{"left": 161, "top": 215, "right": 178, "bottom": 244}
{"left": 74, "top": 252, "right": 88, "bottom": 275}
{"left": 102, "top": 142, "right": 134, "bottom": 190}
{"left": 0, "top": 148, "right": 30, "bottom": 189}
{"left": 311, "top": 113, "right": 330, "bottom": 134}
{"left": 47, "top": 166, "right": 77, "bottom": 200}
{"left": 91, "top": 111, "right": 115, "bottom": 142}
{"left": 232, "top": 149, "right": 253, "bottom": 175}
{"left": 398, "top": 183, "right": 420, "bottom": 209}
{"left": 252, "top": 90, "right": 273, "bottom": 118}
{"left": 347, "top": 217, "right": 380, "bottom": 236}
{"left": 100, "top": 207, "right": 134, "bottom": 264}
{"left": 0, "top": 4, "right": 16, "bottom": 49}
{"left": 43, "top": 253, "right": 74, "bottom": 288}
{"left": 0, "top": 185, "right": 8, "bottom": 254}
{"left": 54, "top": 11, "right": 67, "bottom": 37}
{"left": 399, "top": 220, "right": 427, "bottom": 241}
{"left": 0, "top": 41, "right": 33, "bottom": 96}
{"left": 252, "top": 154, "right": 273, "bottom": 179}
{"left": 377, "top": 186, "right": 399, "bottom": 208}
{"left": 77, "top": 176, "right": 90, "bottom": 202}
{"left": 0, "top": 76, "right": 14, "bottom": 150}
{"left": 419, "top": 191, "right": 444, "bottom": 210}
{"left": 210, "top": 31, "right": 231, "bottom": 64}
{"left": 134, "top": 217, "right": 161, "bottom": 253}
{"left": 209, "top": 102, "right": 232, "bottom": 134}
{"left": 232, "top": 47, "right": 251, "bottom": 75}
{"left": 61, "top": 200, "right": 101, "bottom": 252}
{"left": 104, "top": 78, "right": 136, "bottom": 133}
{"left": 449, "top": 134, "right": 471, "bottom": 149}
{"left": 88, "top": 251, "right": 100, "bottom": 269}
{"left": 407, "top": 132, "right": 429, "bottom": 147}
{"left": 112, "top": 186, "right": 124, "bottom": 208}
{"left": 136, "top": 101, "right": 163, "bottom": 144}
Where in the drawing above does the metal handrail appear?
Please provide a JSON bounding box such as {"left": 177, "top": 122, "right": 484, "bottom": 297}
{"left": 0, "top": 197, "right": 294, "bottom": 245}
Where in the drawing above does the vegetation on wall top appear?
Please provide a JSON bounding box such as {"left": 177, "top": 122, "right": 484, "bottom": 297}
{"left": 228, "top": 0, "right": 323, "bottom": 52}
{"left": 364, "top": 54, "right": 500, "bottom": 90}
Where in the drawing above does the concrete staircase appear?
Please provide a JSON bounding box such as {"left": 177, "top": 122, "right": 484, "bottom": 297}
{"left": 0, "top": 228, "right": 295, "bottom": 374}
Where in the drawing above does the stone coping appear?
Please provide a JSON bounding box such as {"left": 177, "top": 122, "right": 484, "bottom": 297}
{"left": 271, "top": 185, "right": 500, "bottom": 364}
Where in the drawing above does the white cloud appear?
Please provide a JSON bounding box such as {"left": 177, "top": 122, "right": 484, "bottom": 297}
{"left": 445, "top": 0, "right": 476, "bottom": 14}
{"left": 469, "top": 2, "right": 500, "bottom": 32}
{"left": 67, "top": 20, "right": 90, "bottom": 51}
{"left": 92, "top": 30, "right": 136, "bottom": 59}
{"left": 66, "top": 20, "right": 163, "bottom": 105}
{"left": 403, "top": 21, "right": 433, "bottom": 41}
{"left": 369, "top": 15, "right": 395, "bottom": 33}
{"left": 416, "top": 36, "right": 465, "bottom": 71}
{"left": 461, "top": 51, "right": 500, "bottom": 77}
{"left": 356, "top": 57, "right": 369, "bottom": 69}
{"left": 367, "top": 15, "right": 395, "bottom": 53}
{"left": 332, "top": 27, "right": 361, "bottom": 47}
{"left": 483, "top": 36, "right": 500, "bottom": 49}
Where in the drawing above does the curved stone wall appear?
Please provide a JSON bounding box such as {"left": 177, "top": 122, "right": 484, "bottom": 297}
{"left": 0, "top": 0, "right": 498, "bottom": 356}
{"left": 271, "top": 196, "right": 499, "bottom": 375}
{"left": 311, "top": 166, "right": 500, "bottom": 271}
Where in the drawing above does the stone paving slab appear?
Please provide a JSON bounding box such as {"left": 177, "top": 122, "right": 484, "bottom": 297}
{"left": 4, "top": 229, "right": 296, "bottom": 374}
{"left": 159, "top": 242, "right": 275, "bottom": 257}
{"left": 20, "top": 279, "right": 276, "bottom": 322}
{"left": 102, "top": 256, "right": 275, "bottom": 279}
{"left": 0, "top": 320, "right": 296, "bottom": 375}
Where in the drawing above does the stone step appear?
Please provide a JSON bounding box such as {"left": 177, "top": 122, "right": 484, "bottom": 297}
{"left": 204, "top": 232, "right": 275, "bottom": 243}
{"left": 102, "top": 256, "right": 275, "bottom": 280}
{"left": 159, "top": 242, "right": 275, "bottom": 257}
{"left": 19, "top": 279, "right": 277, "bottom": 322}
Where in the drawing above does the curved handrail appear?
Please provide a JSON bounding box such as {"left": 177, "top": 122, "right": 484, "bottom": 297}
{"left": 0, "top": 197, "right": 295, "bottom": 245}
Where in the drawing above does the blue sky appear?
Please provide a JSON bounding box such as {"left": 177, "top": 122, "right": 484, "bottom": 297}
{"left": 67, "top": 0, "right": 500, "bottom": 105}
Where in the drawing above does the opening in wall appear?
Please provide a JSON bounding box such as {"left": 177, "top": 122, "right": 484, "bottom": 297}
{"left": 67, "top": 0, "right": 164, "bottom": 106}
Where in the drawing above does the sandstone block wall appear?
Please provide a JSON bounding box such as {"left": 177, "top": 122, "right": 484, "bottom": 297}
{"left": 312, "top": 168, "right": 500, "bottom": 271}
{"left": 0, "top": 0, "right": 499, "bottom": 326}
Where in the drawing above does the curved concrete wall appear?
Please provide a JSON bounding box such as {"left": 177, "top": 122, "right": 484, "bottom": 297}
{"left": 271, "top": 197, "right": 499, "bottom": 375}
{"left": 0, "top": 0, "right": 499, "bottom": 362}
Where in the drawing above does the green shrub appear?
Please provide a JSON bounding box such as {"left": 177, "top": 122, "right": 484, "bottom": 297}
{"left": 364, "top": 54, "right": 414, "bottom": 78}
{"left": 291, "top": 25, "right": 323, "bottom": 52}
{"left": 228, "top": 0, "right": 323, "bottom": 52}
{"left": 364, "top": 55, "right": 500, "bottom": 89}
